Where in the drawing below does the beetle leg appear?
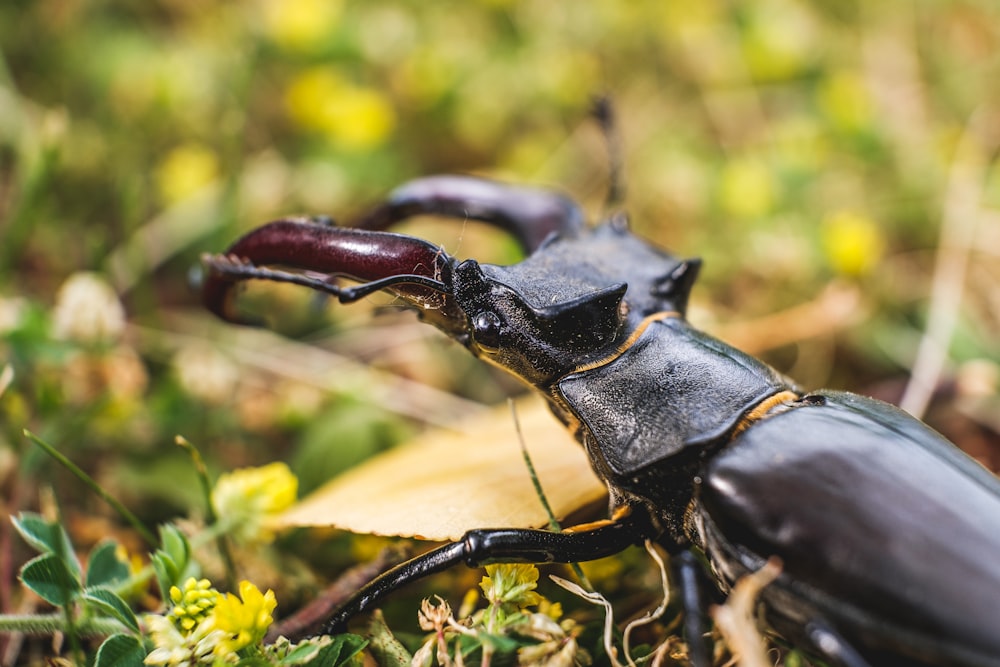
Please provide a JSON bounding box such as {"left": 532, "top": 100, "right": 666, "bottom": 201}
{"left": 672, "top": 550, "right": 712, "bottom": 667}
{"left": 321, "top": 507, "right": 655, "bottom": 634}
{"left": 805, "top": 621, "right": 874, "bottom": 667}
{"left": 355, "top": 175, "right": 587, "bottom": 253}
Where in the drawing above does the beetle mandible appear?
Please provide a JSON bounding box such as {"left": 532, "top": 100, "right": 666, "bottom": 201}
{"left": 202, "top": 169, "right": 1000, "bottom": 667}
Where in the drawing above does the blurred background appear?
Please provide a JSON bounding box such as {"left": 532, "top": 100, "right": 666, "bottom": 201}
{"left": 2, "top": 0, "right": 1000, "bottom": 660}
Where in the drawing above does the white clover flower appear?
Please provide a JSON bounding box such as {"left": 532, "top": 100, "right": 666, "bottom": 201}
{"left": 171, "top": 342, "right": 240, "bottom": 405}
{"left": 144, "top": 613, "right": 228, "bottom": 666}
{"left": 51, "top": 272, "right": 126, "bottom": 343}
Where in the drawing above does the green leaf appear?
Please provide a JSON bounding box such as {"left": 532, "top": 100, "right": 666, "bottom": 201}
{"left": 12, "top": 513, "right": 82, "bottom": 578}
{"left": 83, "top": 588, "right": 140, "bottom": 633}
{"left": 19, "top": 553, "right": 82, "bottom": 606}
{"left": 477, "top": 630, "right": 522, "bottom": 654}
{"left": 158, "top": 524, "right": 190, "bottom": 572}
{"left": 150, "top": 524, "right": 198, "bottom": 602}
{"left": 286, "top": 635, "right": 368, "bottom": 667}
{"left": 86, "top": 540, "right": 131, "bottom": 589}
{"left": 11, "top": 513, "right": 54, "bottom": 553}
{"left": 364, "top": 612, "right": 410, "bottom": 667}
{"left": 277, "top": 642, "right": 323, "bottom": 665}
{"left": 151, "top": 551, "right": 179, "bottom": 602}
{"left": 322, "top": 634, "right": 367, "bottom": 667}
{"left": 94, "top": 633, "right": 146, "bottom": 667}
{"left": 233, "top": 656, "right": 271, "bottom": 667}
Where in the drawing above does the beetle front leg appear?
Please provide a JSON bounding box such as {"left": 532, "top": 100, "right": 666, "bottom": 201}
{"left": 322, "top": 507, "right": 656, "bottom": 634}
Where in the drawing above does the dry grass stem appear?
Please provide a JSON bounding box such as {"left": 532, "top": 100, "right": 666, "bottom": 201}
{"left": 710, "top": 558, "right": 782, "bottom": 667}
{"left": 900, "top": 109, "right": 999, "bottom": 418}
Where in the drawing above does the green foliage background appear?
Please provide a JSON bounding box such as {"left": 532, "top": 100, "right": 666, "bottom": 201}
{"left": 2, "top": 0, "right": 999, "bottom": 662}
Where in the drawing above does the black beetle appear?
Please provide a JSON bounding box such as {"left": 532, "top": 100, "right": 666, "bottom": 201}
{"left": 203, "top": 172, "right": 1000, "bottom": 667}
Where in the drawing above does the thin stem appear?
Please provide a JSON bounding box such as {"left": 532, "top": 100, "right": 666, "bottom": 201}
{"left": 508, "top": 400, "right": 592, "bottom": 591}
{"left": 510, "top": 400, "right": 561, "bottom": 533}
{"left": 23, "top": 431, "right": 158, "bottom": 546}
{"left": 175, "top": 436, "right": 237, "bottom": 591}
{"left": 0, "top": 613, "right": 129, "bottom": 637}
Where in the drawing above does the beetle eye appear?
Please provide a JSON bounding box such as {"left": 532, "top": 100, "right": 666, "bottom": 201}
{"left": 472, "top": 311, "right": 502, "bottom": 351}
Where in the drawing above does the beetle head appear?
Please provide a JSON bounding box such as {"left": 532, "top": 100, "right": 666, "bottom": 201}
{"left": 451, "top": 260, "right": 628, "bottom": 385}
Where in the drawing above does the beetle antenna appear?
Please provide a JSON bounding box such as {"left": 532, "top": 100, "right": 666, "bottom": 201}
{"left": 203, "top": 254, "right": 448, "bottom": 304}
{"left": 203, "top": 254, "right": 349, "bottom": 298}
{"left": 592, "top": 95, "right": 625, "bottom": 213}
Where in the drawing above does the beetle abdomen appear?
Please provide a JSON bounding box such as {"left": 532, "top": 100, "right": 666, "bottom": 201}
{"left": 698, "top": 391, "right": 1000, "bottom": 666}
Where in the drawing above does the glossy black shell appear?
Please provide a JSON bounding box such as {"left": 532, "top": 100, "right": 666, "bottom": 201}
{"left": 697, "top": 391, "right": 1000, "bottom": 667}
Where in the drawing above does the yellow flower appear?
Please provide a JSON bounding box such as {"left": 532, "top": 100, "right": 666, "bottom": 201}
{"left": 818, "top": 70, "right": 872, "bottom": 132}
{"left": 822, "top": 210, "right": 885, "bottom": 277}
{"left": 284, "top": 68, "right": 343, "bottom": 130}
{"left": 211, "top": 462, "right": 298, "bottom": 543}
{"left": 718, "top": 157, "right": 777, "bottom": 219}
{"left": 211, "top": 581, "right": 278, "bottom": 655}
{"left": 480, "top": 563, "right": 542, "bottom": 609}
{"left": 324, "top": 86, "right": 395, "bottom": 151}
{"left": 155, "top": 143, "right": 219, "bottom": 205}
{"left": 284, "top": 68, "right": 395, "bottom": 151}
{"left": 260, "top": 0, "right": 342, "bottom": 51}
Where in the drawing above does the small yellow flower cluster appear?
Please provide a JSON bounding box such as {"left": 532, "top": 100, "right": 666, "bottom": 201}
{"left": 167, "top": 578, "right": 221, "bottom": 632}
{"left": 145, "top": 579, "right": 276, "bottom": 666}
{"left": 211, "top": 462, "right": 298, "bottom": 543}
{"left": 480, "top": 563, "right": 542, "bottom": 609}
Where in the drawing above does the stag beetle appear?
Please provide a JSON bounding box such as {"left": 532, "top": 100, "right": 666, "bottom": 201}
{"left": 203, "top": 173, "right": 1000, "bottom": 667}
